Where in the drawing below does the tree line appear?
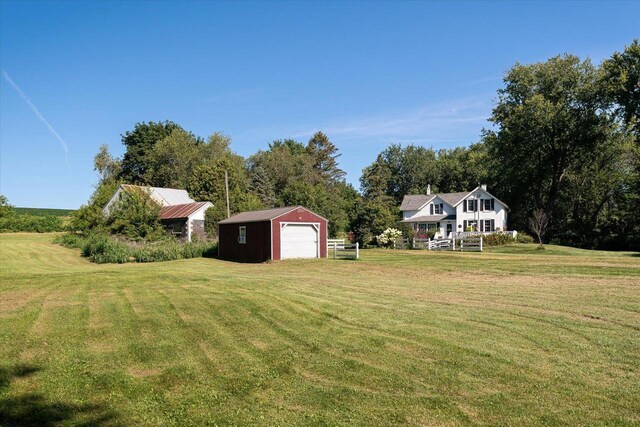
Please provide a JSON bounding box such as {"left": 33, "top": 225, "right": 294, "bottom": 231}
{"left": 75, "top": 40, "right": 638, "bottom": 250}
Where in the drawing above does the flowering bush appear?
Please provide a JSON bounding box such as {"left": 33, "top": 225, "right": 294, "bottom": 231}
{"left": 376, "top": 228, "right": 403, "bottom": 248}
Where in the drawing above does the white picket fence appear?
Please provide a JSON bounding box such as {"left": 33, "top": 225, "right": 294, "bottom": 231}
{"left": 393, "top": 236, "right": 482, "bottom": 252}
{"left": 412, "top": 238, "right": 455, "bottom": 251}
{"left": 328, "top": 239, "right": 359, "bottom": 259}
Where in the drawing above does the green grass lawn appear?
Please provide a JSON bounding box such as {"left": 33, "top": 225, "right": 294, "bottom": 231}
{"left": 1, "top": 233, "right": 639, "bottom": 426}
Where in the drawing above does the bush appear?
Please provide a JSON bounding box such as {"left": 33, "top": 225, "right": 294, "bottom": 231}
{"left": 483, "top": 233, "right": 517, "bottom": 246}
{"left": 376, "top": 228, "right": 403, "bottom": 248}
{"left": 516, "top": 232, "right": 535, "bottom": 244}
{"left": 54, "top": 233, "right": 217, "bottom": 264}
{"left": 106, "top": 189, "right": 164, "bottom": 240}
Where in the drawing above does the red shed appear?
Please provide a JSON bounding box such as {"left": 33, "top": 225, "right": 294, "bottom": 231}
{"left": 218, "top": 206, "right": 328, "bottom": 262}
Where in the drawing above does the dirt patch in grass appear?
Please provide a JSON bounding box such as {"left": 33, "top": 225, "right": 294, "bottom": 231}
{"left": 128, "top": 367, "right": 161, "bottom": 378}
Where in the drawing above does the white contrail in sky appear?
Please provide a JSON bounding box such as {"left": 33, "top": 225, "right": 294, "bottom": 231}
{"left": 2, "top": 70, "right": 69, "bottom": 164}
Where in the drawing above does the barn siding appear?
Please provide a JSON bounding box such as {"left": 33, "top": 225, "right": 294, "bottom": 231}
{"left": 271, "top": 208, "right": 328, "bottom": 260}
{"left": 218, "top": 221, "right": 271, "bottom": 262}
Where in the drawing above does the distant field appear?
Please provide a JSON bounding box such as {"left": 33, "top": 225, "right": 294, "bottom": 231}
{"left": 0, "top": 233, "right": 638, "bottom": 425}
{"left": 13, "top": 207, "right": 75, "bottom": 217}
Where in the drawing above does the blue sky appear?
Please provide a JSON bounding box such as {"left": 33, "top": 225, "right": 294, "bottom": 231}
{"left": 1, "top": 1, "right": 638, "bottom": 208}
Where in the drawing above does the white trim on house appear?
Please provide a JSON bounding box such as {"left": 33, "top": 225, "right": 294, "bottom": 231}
{"left": 401, "top": 186, "right": 509, "bottom": 238}
{"left": 452, "top": 186, "right": 510, "bottom": 210}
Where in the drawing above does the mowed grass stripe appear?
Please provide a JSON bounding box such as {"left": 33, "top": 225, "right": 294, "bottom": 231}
{"left": 0, "top": 233, "right": 639, "bottom": 425}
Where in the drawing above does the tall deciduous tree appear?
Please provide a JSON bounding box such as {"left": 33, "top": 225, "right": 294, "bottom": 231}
{"left": 485, "top": 55, "right": 613, "bottom": 237}
{"left": 600, "top": 39, "right": 640, "bottom": 136}
{"left": 119, "top": 121, "right": 185, "bottom": 184}
{"left": 147, "top": 129, "right": 202, "bottom": 189}
{"left": 94, "top": 144, "right": 122, "bottom": 184}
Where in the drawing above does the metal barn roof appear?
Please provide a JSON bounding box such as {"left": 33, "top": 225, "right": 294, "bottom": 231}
{"left": 160, "top": 202, "right": 210, "bottom": 220}
{"left": 121, "top": 185, "right": 195, "bottom": 206}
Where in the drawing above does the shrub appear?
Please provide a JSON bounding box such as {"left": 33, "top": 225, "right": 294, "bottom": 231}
{"left": 54, "top": 233, "right": 217, "bottom": 264}
{"left": 516, "top": 232, "right": 535, "bottom": 244}
{"left": 483, "top": 233, "right": 516, "bottom": 246}
{"left": 106, "top": 189, "right": 164, "bottom": 240}
{"left": 376, "top": 228, "right": 403, "bottom": 248}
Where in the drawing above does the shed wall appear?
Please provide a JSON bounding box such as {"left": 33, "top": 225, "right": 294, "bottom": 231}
{"left": 272, "top": 208, "right": 328, "bottom": 260}
{"left": 218, "top": 221, "right": 271, "bottom": 262}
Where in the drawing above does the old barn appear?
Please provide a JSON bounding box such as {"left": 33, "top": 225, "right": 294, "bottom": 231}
{"left": 218, "top": 206, "right": 328, "bottom": 262}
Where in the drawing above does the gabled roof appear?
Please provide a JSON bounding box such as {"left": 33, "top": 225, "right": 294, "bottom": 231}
{"left": 450, "top": 186, "right": 510, "bottom": 210}
{"left": 437, "top": 192, "right": 469, "bottom": 206}
{"left": 399, "top": 187, "right": 510, "bottom": 211}
{"left": 399, "top": 195, "right": 434, "bottom": 211}
{"left": 160, "top": 202, "right": 211, "bottom": 220}
{"left": 218, "top": 206, "right": 327, "bottom": 224}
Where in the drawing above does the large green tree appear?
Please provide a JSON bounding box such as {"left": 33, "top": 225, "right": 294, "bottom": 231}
{"left": 119, "top": 121, "right": 186, "bottom": 184}
{"left": 146, "top": 129, "right": 202, "bottom": 189}
{"left": 484, "top": 55, "right": 614, "bottom": 236}
{"left": 600, "top": 39, "right": 640, "bottom": 136}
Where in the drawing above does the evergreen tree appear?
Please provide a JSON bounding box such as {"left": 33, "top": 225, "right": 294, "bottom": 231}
{"left": 306, "top": 131, "right": 345, "bottom": 183}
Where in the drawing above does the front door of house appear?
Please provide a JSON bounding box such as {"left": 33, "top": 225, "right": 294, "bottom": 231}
{"left": 446, "top": 223, "right": 452, "bottom": 236}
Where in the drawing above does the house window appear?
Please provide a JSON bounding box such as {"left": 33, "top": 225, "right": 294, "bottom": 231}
{"left": 467, "top": 220, "right": 477, "bottom": 231}
{"left": 418, "top": 223, "right": 427, "bottom": 232}
{"left": 483, "top": 199, "right": 492, "bottom": 211}
{"left": 171, "top": 222, "right": 183, "bottom": 235}
{"left": 466, "top": 199, "right": 476, "bottom": 211}
{"left": 434, "top": 204, "right": 442, "bottom": 214}
{"left": 238, "top": 226, "right": 246, "bottom": 244}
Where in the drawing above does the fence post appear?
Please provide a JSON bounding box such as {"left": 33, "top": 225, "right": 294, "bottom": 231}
{"left": 333, "top": 242, "right": 337, "bottom": 259}
{"left": 452, "top": 238, "right": 456, "bottom": 251}
{"left": 412, "top": 238, "right": 415, "bottom": 249}
{"left": 355, "top": 242, "right": 359, "bottom": 259}
{"left": 428, "top": 238, "right": 431, "bottom": 250}
{"left": 480, "top": 236, "right": 483, "bottom": 252}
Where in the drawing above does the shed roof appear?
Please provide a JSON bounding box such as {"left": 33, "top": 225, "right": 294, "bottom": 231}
{"left": 160, "top": 202, "right": 210, "bottom": 220}
{"left": 219, "top": 206, "right": 326, "bottom": 224}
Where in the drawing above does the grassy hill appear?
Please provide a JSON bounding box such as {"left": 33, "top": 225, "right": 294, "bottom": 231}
{"left": 14, "top": 207, "right": 75, "bottom": 217}
{"left": 0, "top": 233, "right": 638, "bottom": 425}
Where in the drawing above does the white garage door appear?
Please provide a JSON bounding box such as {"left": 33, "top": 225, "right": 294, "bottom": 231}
{"left": 281, "top": 224, "right": 318, "bottom": 259}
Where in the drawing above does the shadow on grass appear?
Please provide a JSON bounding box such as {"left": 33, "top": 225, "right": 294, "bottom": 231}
{"left": 0, "top": 364, "right": 116, "bottom": 426}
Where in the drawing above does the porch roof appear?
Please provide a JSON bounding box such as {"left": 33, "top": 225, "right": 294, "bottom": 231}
{"left": 401, "top": 214, "right": 456, "bottom": 223}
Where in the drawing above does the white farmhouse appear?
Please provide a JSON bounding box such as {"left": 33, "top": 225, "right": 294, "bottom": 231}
{"left": 400, "top": 185, "right": 509, "bottom": 238}
{"left": 103, "top": 184, "right": 212, "bottom": 242}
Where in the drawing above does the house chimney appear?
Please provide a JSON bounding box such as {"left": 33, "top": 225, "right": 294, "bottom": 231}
{"left": 426, "top": 184, "right": 431, "bottom": 195}
{"left": 480, "top": 184, "right": 487, "bottom": 191}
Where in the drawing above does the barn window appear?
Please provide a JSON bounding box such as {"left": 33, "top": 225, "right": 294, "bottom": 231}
{"left": 238, "top": 226, "right": 246, "bottom": 244}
